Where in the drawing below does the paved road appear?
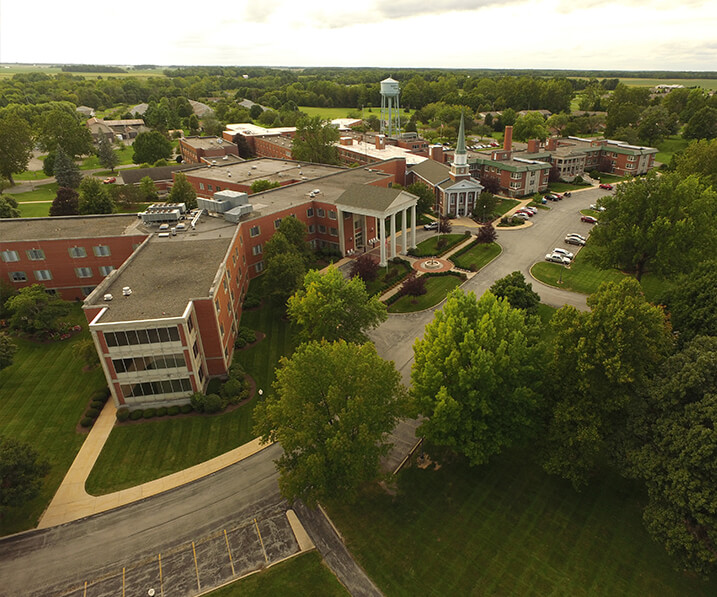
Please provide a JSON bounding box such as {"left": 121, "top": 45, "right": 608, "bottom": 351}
{"left": 0, "top": 186, "right": 609, "bottom": 597}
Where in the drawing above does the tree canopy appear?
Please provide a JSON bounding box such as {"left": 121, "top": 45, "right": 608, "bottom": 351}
{"left": 132, "top": 131, "right": 173, "bottom": 165}
{"left": 5, "top": 284, "right": 70, "bottom": 335}
{"left": 291, "top": 116, "right": 340, "bottom": 165}
{"left": 489, "top": 271, "right": 540, "bottom": 314}
{"left": 662, "top": 260, "right": 717, "bottom": 345}
{"left": 0, "top": 113, "right": 33, "bottom": 185}
{"left": 287, "top": 266, "right": 387, "bottom": 344}
{"left": 672, "top": 138, "right": 717, "bottom": 189}
{"left": 512, "top": 111, "right": 549, "bottom": 141}
{"left": 0, "top": 332, "right": 17, "bottom": 371}
{"left": 0, "top": 436, "right": 50, "bottom": 509}
{"left": 37, "top": 107, "right": 92, "bottom": 158}
{"left": 96, "top": 134, "right": 118, "bottom": 172}
{"left": 53, "top": 146, "right": 81, "bottom": 189}
{"left": 50, "top": 187, "right": 79, "bottom": 216}
{"left": 588, "top": 173, "right": 717, "bottom": 280}
{"left": 253, "top": 340, "right": 407, "bottom": 505}
{"left": 167, "top": 172, "right": 197, "bottom": 209}
{"left": 412, "top": 289, "right": 541, "bottom": 466}
{"left": 0, "top": 195, "right": 20, "bottom": 218}
{"left": 78, "top": 176, "right": 114, "bottom": 214}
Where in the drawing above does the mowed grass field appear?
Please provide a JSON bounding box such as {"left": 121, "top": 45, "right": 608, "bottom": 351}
{"left": 451, "top": 241, "right": 501, "bottom": 271}
{"left": 620, "top": 77, "right": 717, "bottom": 90}
{"left": 0, "top": 64, "right": 166, "bottom": 79}
{"left": 206, "top": 552, "right": 348, "bottom": 597}
{"left": 298, "top": 106, "right": 416, "bottom": 120}
{"left": 387, "top": 273, "right": 464, "bottom": 313}
{"left": 0, "top": 306, "right": 108, "bottom": 535}
{"left": 328, "top": 449, "right": 717, "bottom": 596}
{"left": 85, "top": 295, "right": 298, "bottom": 495}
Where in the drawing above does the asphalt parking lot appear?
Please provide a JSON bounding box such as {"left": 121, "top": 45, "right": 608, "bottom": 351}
{"left": 52, "top": 507, "right": 299, "bottom": 597}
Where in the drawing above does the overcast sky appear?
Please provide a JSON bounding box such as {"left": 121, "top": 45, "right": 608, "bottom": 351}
{"left": 1, "top": 0, "right": 715, "bottom": 71}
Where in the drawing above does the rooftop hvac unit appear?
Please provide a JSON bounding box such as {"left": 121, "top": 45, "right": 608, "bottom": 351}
{"left": 122, "top": 287, "right": 132, "bottom": 296}
{"left": 103, "top": 294, "right": 113, "bottom": 301}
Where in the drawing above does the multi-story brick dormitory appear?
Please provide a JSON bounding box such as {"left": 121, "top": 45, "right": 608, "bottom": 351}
{"left": 1, "top": 157, "right": 417, "bottom": 410}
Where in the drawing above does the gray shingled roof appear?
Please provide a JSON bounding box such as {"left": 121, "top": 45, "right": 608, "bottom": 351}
{"left": 409, "top": 159, "right": 450, "bottom": 186}
{"left": 335, "top": 185, "right": 407, "bottom": 212}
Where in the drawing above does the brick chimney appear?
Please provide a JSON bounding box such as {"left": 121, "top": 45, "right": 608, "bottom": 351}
{"left": 429, "top": 144, "right": 444, "bottom": 162}
{"left": 547, "top": 138, "right": 558, "bottom": 151}
{"left": 527, "top": 139, "right": 540, "bottom": 153}
{"left": 375, "top": 134, "right": 386, "bottom": 150}
{"left": 503, "top": 126, "right": 513, "bottom": 151}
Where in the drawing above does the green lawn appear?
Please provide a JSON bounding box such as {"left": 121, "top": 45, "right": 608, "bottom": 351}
{"left": 12, "top": 170, "right": 49, "bottom": 182}
{"left": 493, "top": 198, "right": 520, "bottom": 218}
{"left": 388, "top": 274, "right": 464, "bottom": 313}
{"left": 656, "top": 135, "right": 689, "bottom": 166}
{"left": 81, "top": 145, "right": 135, "bottom": 169}
{"left": 364, "top": 261, "right": 413, "bottom": 297}
{"left": 548, "top": 181, "right": 592, "bottom": 192}
{"left": 85, "top": 291, "right": 298, "bottom": 495}
{"left": 595, "top": 173, "right": 626, "bottom": 184}
{"left": 412, "top": 234, "right": 466, "bottom": 257}
{"left": 619, "top": 77, "right": 717, "bottom": 90}
{"left": 298, "top": 106, "right": 415, "bottom": 121}
{"left": 328, "top": 449, "right": 717, "bottom": 596}
{"left": 7, "top": 182, "right": 58, "bottom": 204}
{"left": 451, "top": 242, "right": 501, "bottom": 271}
{"left": 17, "top": 201, "right": 51, "bottom": 217}
{"left": 0, "top": 306, "right": 108, "bottom": 536}
{"left": 205, "top": 552, "right": 348, "bottom": 597}
{"left": 530, "top": 244, "right": 671, "bottom": 302}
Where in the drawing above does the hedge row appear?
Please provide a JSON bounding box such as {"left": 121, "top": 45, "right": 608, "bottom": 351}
{"left": 116, "top": 403, "right": 189, "bottom": 422}
{"left": 80, "top": 387, "right": 111, "bottom": 428}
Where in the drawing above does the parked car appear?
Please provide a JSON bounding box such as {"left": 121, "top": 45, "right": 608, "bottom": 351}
{"left": 589, "top": 204, "right": 606, "bottom": 212}
{"left": 490, "top": 141, "right": 499, "bottom": 147}
{"left": 581, "top": 215, "right": 598, "bottom": 224}
{"left": 516, "top": 209, "right": 534, "bottom": 217}
{"left": 599, "top": 183, "right": 614, "bottom": 190}
{"left": 424, "top": 221, "right": 438, "bottom": 230}
{"left": 564, "top": 236, "right": 586, "bottom": 246}
{"left": 103, "top": 177, "right": 116, "bottom": 184}
{"left": 544, "top": 194, "right": 558, "bottom": 202}
{"left": 522, "top": 206, "right": 538, "bottom": 215}
{"left": 552, "top": 248, "right": 574, "bottom": 260}
{"left": 513, "top": 211, "right": 530, "bottom": 220}
{"left": 545, "top": 253, "right": 571, "bottom": 265}
{"left": 566, "top": 232, "right": 587, "bottom": 241}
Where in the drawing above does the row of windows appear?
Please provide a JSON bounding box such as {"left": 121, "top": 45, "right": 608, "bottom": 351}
{"left": 120, "top": 378, "right": 192, "bottom": 398}
{"left": 105, "top": 326, "right": 181, "bottom": 347}
{"left": 113, "top": 353, "right": 186, "bottom": 374}
{"left": 198, "top": 183, "right": 222, "bottom": 192}
{"left": 1, "top": 246, "right": 111, "bottom": 263}
{"left": 8, "top": 266, "right": 114, "bottom": 283}
{"left": 312, "top": 208, "right": 337, "bottom": 219}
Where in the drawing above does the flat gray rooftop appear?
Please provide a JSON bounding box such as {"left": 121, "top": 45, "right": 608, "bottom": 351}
{"left": 89, "top": 235, "right": 233, "bottom": 323}
{"left": 185, "top": 158, "right": 342, "bottom": 187}
{"left": 0, "top": 215, "right": 143, "bottom": 242}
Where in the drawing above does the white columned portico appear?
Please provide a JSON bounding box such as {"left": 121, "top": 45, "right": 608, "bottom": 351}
{"left": 379, "top": 216, "right": 387, "bottom": 266}
{"left": 401, "top": 208, "right": 407, "bottom": 255}
{"left": 337, "top": 207, "right": 345, "bottom": 256}
{"left": 390, "top": 213, "right": 396, "bottom": 259}
{"left": 410, "top": 204, "right": 417, "bottom": 248}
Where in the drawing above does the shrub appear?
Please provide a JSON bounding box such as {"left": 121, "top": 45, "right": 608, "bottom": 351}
{"left": 574, "top": 175, "right": 584, "bottom": 184}
{"left": 190, "top": 391, "right": 206, "bottom": 413}
{"left": 155, "top": 407, "right": 167, "bottom": 417}
{"left": 464, "top": 230, "right": 472, "bottom": 237}
{"left": 469, "top": 263, "right": 477, "bottom": 272}
{"left": 399, "top": 272, "right": 427, "bottom": 297}
{"left": 180, "top": 403, "right": 193, "bottom": 414}
{"left": 234, "top": 326, "right": 257, "bottom": 348}
{"left": 116, "top": 408, "right": 130, "bottom": 422}
{"left": 221, "top": 377, "right": 244, "bottom": 399}
{"left": 203, "top": 393, "right": 224, "bottom": 414}
{"left": 80, "top": 417, "right": 94, "bottom": 428}
{"left": 143, "top": 408, "right": 156, "bottom": 419}
{"left": 476, "top": 223, "right": 497, "bottom": 244}
{"left": 350, "top": 253, "right": 379, "bottom": 282}
{"left": 590, "top": 169, "right": 601, "bottom": 180}
{"left": 91, "top": 400, "right": 105, "bottom": 410}
{"left": 229, "top": 360, "right": 246, "bottom": 379}
{"left": 129, "top": 410, "right": 143, "bottom": 421}
{"left": 167, "top": 405, "right": 180, "bottom": 416}
{"left": 86, "top": 407, "right": 100, "bottom": 419}
{"left": 437, "top": 237, "right": 447, "bottom": 249}
{"left": 242, "top": 292, "right": 261, "bottom": 309}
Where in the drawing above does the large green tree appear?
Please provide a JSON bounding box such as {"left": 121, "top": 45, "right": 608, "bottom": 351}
{"left": 138, "top": 176, "right": 158, "bottom": 202}
{"left": 78, "top": 176, "right": 114, "bottom": 214}
{"left": 37, "top": 107, "right": 92, "bottom": 158}
{"left": 291, "top": 116, "right": 340, "bottom": 165}
{"left": 5, "top": 284, "right": 70, "bottom": 335}
{"left": 489, "top": 271, "right": 540, "bottom": 315}
{"left": 683, "top": 106, "right": 717, "bottom": 141}
{"left": 0, "top": 436, "right": 50, "bottom": 512}
{"left": 49, "top": 187, "right": 79, "bottom": 216}
{"left": 253, "top": 340, "right": 407, "bottom": 505}
{"left": 288, "top": 266, "right": 387, "bottom": 344}
{"left": 53, "top": 146, "right": 81, "bottom": 189}
{"left": 626, "top": 336, "right": 717, "bottom": 577}
{"left": 132, "top": 130, "right": 172, "bottom": 165}
{"left": 167, "top": 172, "right": 197, "bottom": 209}
{"left": 672, "top": 138, "right": 717, "bottom": 188}
{"left": 96, "top": 134, "right": 118, "bottom": 172}
{"left": 543, "top": 278, "right": 673, "bottom": 488}
{"left": 412, "top": 289, "right": 541, "bottom": 466}
{"left": 263, "top": 232, "right": 307, "bottom": 304}
{"left": 0, "top": 196, "right": 20, "bottom": 218}
{"left": 0, "top": 332, "right": 17, "bottom": 371}
{"left": 512, "top": 111, "right": 549, "bottom": 141}
{"left": 274, "top": 216, "right": 312, "bottom": 266}
{"left": 0, "top": 113, "right": 34, "bottom": 185}
{"left": 404, "top": 182, "right": 435, "bottom": 215}
{"left": 588, "top": 173, "right": 717, "bottom": 281}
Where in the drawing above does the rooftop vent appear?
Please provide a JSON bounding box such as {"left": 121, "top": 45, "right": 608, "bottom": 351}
{"left": 122, "top": 287, "right": 132, "bottom": 296}
{"left": 227, "top": 172, "right": 231, "bottom": 177}
{"left": 103, "top": 293, "right": 113, "bottom": 301}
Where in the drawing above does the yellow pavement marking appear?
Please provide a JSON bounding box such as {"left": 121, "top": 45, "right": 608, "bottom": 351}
{"left": 122, "top": 567, "right": 125, "bottom": 597}
{"left": 83, "top": 581, "right": 87, "bottom": 597}
{"left": 254, "top": 518, "right": 269, "bottom": 563}
{"left": 224, "top": 529, "right": 236, "bottom": 576}
{"left": 158, "top": 553, "right": 164, "bottom": 597}
{"left": 192, "top": 541, "right": 201, "bottom": 591}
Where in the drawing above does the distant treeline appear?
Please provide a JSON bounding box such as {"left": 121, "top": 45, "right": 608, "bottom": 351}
{"left": 61, "top": 65, "right": 127, "bottom": 73}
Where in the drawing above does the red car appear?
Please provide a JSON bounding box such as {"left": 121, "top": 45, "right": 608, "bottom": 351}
{"left": 103, "top": 176, "right": 116, "bottom": 184}
{"left": 581, "top": 215, "right": 598, "bottom": 224}
{"left": 599, "top": 183, "right": 613, "bottom": 190}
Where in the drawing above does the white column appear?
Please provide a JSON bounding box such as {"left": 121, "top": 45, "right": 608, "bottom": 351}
{"left": 411, "top": 204, "right": 417, "bottom": 248}
{"left": 401, "top": 208, "right": 407, "bottom": 255}
{"left": 390, "top": 212, "right": 397, "bottom": 259}
{"left": 464, "top": 193, "right": 469, "bottom": 216}
{"left": 337, "top": 208, "right": 346, "bottom": 256}
{"left": 379, "top": 216, "right": 387, "bottom": 266}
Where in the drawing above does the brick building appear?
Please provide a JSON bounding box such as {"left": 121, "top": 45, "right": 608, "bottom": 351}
{"left": 179, "top": 136, "right": 240, "bottom": 165}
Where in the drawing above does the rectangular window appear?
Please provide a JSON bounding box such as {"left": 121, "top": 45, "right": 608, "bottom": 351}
{"left": 99, "top": 265, "right": 115, "bottom": 276}
{"left": 328, "top": 210, "right": 337, "bottom": 220}
{"left": 208, "top": 184, "right": 213, "bottom": 191}
{"left": 93, "top": 245, "right": 111, "bottom": 257}
{"left": 317, "top": 208, "right": 325, "bottom": 218}
{"left": 308, "top": 225, "right": 315, "bottom": 233}
{"left": 274, "top": 218, "right": 282, "bottom": 229}
{"left": 193, "top": 340, "right": 199, "bottom": 358}
{"left": 216, "top": 186, "right": 221, "bottom": 192}
{"left": 199, "top": 183, "right": 205, "bottom": 190}
{"left": 26, "top": 249, "right": 45, "bottom": 261}
{"left": 252, "top": 244, "right": 262, "bottom": 256}
{"left": 220, "top": 322, "right": 225, "bottom": 336}
{"left": 249, "top": 225, "right": 260, "bottom": 237}
{"left": 319, "top": 224, "right": 327, "bottom": 234}
{"left": 1, "top": 250, "right": 19, "bottom": 263}
{"left": 34, "top": 270, "right": 52, "bottom": 281}
{"left": 255, "top": 261, "right": 264, "bottom": 273}
{"left": 75, "top": 267, "right": 93, "bottom": 278}
{"left": 215, "top": 298, "right": 221, "bottom": 312}
{"left": 69, "top": 246, "right": 87, "bottom": 258}
{"left": 10, "top": 271, "right": 27, "bottom": 282}
{"left": 168, "top": 327, "right": 180, "bottom": 342}
{"left": 330, "top": 227, "right": 338, "bottom": 237}
{"left": 307, "top": 208, "right": 314, "bottom": 217}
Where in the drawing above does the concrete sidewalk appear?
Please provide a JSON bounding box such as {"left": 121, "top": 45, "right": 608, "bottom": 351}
{"left": 39, "top": 400, "right": 272, "bottom": 529}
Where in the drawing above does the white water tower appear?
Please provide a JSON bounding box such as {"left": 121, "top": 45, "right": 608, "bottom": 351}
{"left": 380, "top": 77, "right": 401, "bottom": 138}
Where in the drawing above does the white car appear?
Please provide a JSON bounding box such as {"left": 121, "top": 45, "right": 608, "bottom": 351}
{"left": 564, "top": 236, "right": 586, "bottom": 246}
{"left": 522, "top": 206, "right": 538, "bottom": 215}
{"left": 545, "top": 253, "right": 571, "bottom": 265}
{"left": 513, "top": 212, "right": 530, "bottom": 220}
{"left": 566, "top": 232, "right": 587, "bottom": 241}
{"left": 552, "top": 248, "right": 574, "bottom": 260}
{"left": 516, "top": 209, "right": 534, "bottom": 217}
{"left": 589, "top": 204, "right": 606, "bottom": 212}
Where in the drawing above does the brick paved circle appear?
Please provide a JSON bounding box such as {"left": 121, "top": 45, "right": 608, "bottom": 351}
{"left": 412, "top": 258, "right": 454, "bottom": 273}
